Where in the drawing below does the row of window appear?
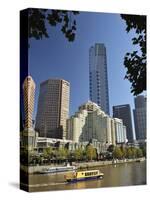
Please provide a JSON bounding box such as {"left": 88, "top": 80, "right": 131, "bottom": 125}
{"left": 84, "top": 171, "right": 98, "bottom": 176}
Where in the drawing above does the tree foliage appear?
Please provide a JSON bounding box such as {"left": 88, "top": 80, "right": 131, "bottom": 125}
{"left": 136, "top": 148, "right": 143, "bottom": 158}
{"left": 121, "top": 14, "right": 146, "bottom": 95}
{"left": 140, "top": 145, "right": 146, "bottom": 157}
{"left": 86, "top": 144, "right": 97, "bottom": 161}
{"left": 112, "top": 146, "right": 144, "bottom": 159}
{"left": 74, "top": 148, "right": 84, "bottom": 160}
{"left": 113, "top": 147, "right": 123, "bottom": 159}
{"left": 43, "top": 147, "right": 53, "bottom": 158}
{"left": 120, "top": 146, "right": 127, "bottom": 158}
{"left": 56, "top": 147, "right": 68, "bottom": 160}
{"left": 28, "top": 8, "right": 79, "bottom": 43}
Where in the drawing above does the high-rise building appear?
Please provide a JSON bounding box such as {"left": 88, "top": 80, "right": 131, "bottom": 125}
{"left": 21, "top": 75, "right": 38, "bottom": 150}
{"left": 23, "top": 75, "right": 35, "bottom": 129}
{"left": 35, "top": 79, "right": 70, "bottom": 139}
{"left": 113, "top": 104, "right": 134, "bottom": 143}
{"left": 133, "top": 95, "right": 146, "bottom": 141}
{"left": 67, "top": 101, "right": 115, "bottom": 145}
{"left": 89, "top": 43, "right": 109, "bottom": 114}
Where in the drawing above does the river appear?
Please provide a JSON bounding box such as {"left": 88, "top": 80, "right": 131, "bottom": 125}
{"left": 27, "top": 161, "right": 146, "bottom": 192}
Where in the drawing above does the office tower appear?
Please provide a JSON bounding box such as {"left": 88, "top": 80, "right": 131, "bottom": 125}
{"left": 113, "top": 104, "right": 134, "bottom": 143}
{"left": 23, "top": 75, "right": 35, "bottom": 129}
{"left": 35, "top": 79, "right": 70, "bottom": 139}
{"left": 89, "top": 43, "right": 109, "bottom": 114}
{"left": 133, "top": 95, "right": 146, "bottom": 141}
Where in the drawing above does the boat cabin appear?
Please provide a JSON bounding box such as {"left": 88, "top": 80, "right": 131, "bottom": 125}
{"left": 76, "top": 170, "right": 100, "bottom": 178}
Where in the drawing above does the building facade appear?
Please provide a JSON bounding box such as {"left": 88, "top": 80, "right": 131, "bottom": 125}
{"left": 35, "top": 79, "right": 70, "bottom": 139}
{"left": 113, "top": 118, "right": 127, "bottom": 144}
{"left": 36, "top": 137, "right": 108, "bottom": 154}
{"left": 23, "top": 75, "right": 35, "bottom": 129}
{"left": 21, "top": 76, "right": 38, "bottom": 150}
{"left": 133, "top": 95, "right": 146, "bottom": 141}
{"left": 113, "top": 104, "right": 134, "bottom": 143}
{"left": 67, "top": 101, "right": 115, "bottom": 146}
{"left": 89, "top": 43, "right": 109, "bottom": 114}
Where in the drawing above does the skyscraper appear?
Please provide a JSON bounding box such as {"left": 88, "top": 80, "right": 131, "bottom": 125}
{"left": 23, "top": 75, "right": 35, "bottom": 129}
{"left": 113, "top": 104, "right": 134, "bottom": 143}
{"left": 133, "top": 95, "right": 146, "bottom": 141}
{"left": 35, "top": 79, "right": 70, "bottom": 139}
{"left": 21, "top": 75, "right": 38, "bottom": 151}
{"left": 89, "top": 43, "right": 109, "bottom": 114}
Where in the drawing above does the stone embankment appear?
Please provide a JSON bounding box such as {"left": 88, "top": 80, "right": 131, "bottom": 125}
{"left": 21, "top": 157, "right": 145, "bottom": 174}
{"left": 75, "top": 157, "right": 145, "bottom": 170}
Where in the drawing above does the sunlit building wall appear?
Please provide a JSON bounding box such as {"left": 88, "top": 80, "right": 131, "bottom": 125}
{"left": 36, "top": 79, "right": 70, "bottom": 139}
{"left": 23, "top": 75, "right": 35, "bottom": 129}
{"left": 67, "top": 101, "right": 115, "bottom": 145}
{"left": 114, "top": 118, "right": 127, "bottom": 144}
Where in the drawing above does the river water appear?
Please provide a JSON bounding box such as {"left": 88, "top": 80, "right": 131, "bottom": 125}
{"left": 28, "top": 161, "right": 146, "bottom": 192}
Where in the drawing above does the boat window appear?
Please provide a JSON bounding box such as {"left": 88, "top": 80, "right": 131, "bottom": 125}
{"left": 85, "top": 171, "right": 98, "bottom": 176}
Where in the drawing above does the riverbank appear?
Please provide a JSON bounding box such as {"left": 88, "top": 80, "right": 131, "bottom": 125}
{"left": 21, "top": 157, "right": 145, "bottom": 174}
{"left": 75, "top": 157, "right": 145, "bottom": 170}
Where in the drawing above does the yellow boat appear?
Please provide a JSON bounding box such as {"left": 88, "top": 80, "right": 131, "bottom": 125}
{"left": 65, "top": 169, "right": 104, "bottom": 183}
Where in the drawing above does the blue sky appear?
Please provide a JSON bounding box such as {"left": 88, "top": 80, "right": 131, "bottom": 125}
{"left": 29, "top": 11, "right": 139, "bottom": 136}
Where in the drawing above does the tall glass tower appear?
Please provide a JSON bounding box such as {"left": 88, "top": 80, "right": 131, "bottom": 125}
{"left": 89, "top": 43, "right": 109, "bottom": 114}
{"left": 113, "top": 104, "right": 134, "bottom": 143}
{"left": 133, "top": 95, "right": 146, "bottom": 141}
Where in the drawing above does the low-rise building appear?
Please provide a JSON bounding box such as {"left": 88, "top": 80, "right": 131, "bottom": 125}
{"left": 36, "top": 137, "right": 107, "bottom": 154}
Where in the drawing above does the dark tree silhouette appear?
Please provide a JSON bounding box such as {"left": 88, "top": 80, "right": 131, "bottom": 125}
{"left": 121, "top": 14, "right": 146, "bottom": 95}
{"left": 28, "top": 8, "right": 79, "bottom": 42}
